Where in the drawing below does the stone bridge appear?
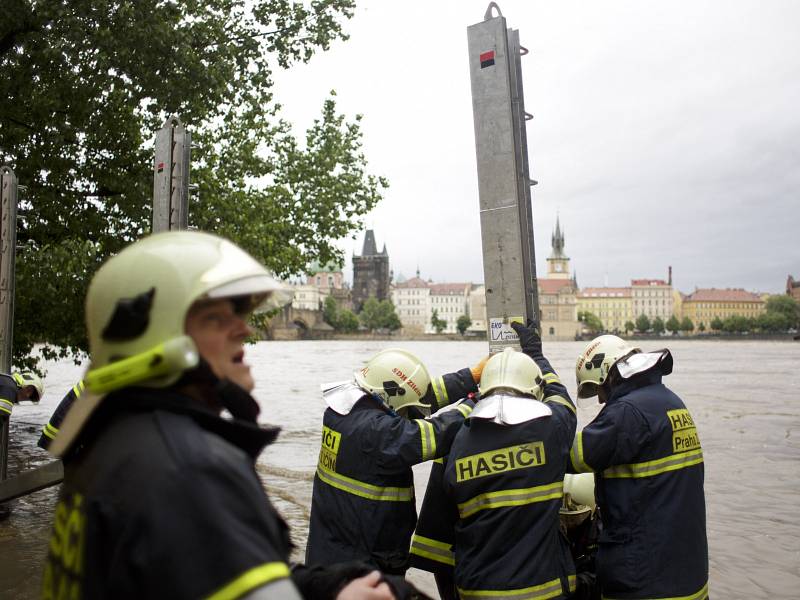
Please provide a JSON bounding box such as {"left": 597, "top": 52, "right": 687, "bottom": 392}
{"left": 262, "top": 305, "right": 332, "bottom": 340}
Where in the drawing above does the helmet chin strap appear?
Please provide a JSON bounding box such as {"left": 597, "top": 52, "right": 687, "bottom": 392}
{"left": 176, "top": 358, "right": 261, "bottom": 423}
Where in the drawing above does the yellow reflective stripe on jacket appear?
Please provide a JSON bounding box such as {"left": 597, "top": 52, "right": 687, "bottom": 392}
{"left": 570, "top": 431, "right": 593, "bottom": 473}
{"left": 317, "top": 464, "right": 414, "bottom": 502}
{"left": 204, "top": 561, "right": 291, "bottom": 600}
{"left": 431, "top": 376, "right": 449, "bottom": 406}
{"left": 74, "top": 380, "right": 85, "bottom": 397}
{"left": 542, "top": 373, "right": 561, "bottom": 385}
{"left": 458, "top": 574, "right": 576, "bottom": 599}
{"left": 455, "top": 402, "right": 473, "bottom": 418}
{"left": 603, "top": 449, "right": 704, "bottom": 479}
{"left": 42, "top": 422, "right": 60, "bottom": 440}
{"left": 409, "top": 534, "right": 455, "bottom": 566}
{"left": 543, "top": 395, "right": 575, "bottom": 415}
{"left": 0, "top": 398, "right": 12, "bottom": 416}
{"left": 415, "top": 419, "right": 437, "bottom": 460}
{"left": 458, "top": 481, "right": 563, "bottom": 519}
{"left": 602, "top": 580, "right": 708, "bottom": 600}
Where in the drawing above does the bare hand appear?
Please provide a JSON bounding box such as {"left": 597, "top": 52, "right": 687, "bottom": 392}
{"left": 336, "top": 571, "right": 396, "bottom": 600}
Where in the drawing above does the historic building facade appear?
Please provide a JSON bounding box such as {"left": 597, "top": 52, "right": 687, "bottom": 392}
{"left": 681, "top": 288, "right": 765, "bottom": 330}
{"left": 577, "top": 287, "right": 634, "bottom": 334}
{"left": 352, "top": 229, "right": 390, "bottom": 312}
{"left": 537, "top": 217, "right": 580, "bottom": 341}
{"left": 631, "top": 272, "right": 674, "bottom": 322}
{"left": 391, "top": 273, "right": 430, "bottom": 334}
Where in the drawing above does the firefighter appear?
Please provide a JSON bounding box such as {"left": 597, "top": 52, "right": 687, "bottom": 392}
{"left": 410, "top": 321, "right": 578, "bottom": 600}
{"left": 38, "top": 380, "right": 84, "bottom": 450}
{"left": 571, "top": 335, "right": 708, "bottom": 599}
{"left": 305, "top": 348, "right": 484, "bottom": 575}
{"left": 0, "top": 371, "right": 44, "bottom": 420}
{"left": 42, "top": 230, "right": 405, "bottom": 600}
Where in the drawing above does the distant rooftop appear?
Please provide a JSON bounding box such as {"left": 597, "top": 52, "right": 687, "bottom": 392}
{"left": 684, "top": 288, "right": 763, "bottom": 302}
{"left": 631, "top": 279, "right": 669, "bottom": 286}
{"left": 578, "top": 287, "right": 632, "bottom": 298}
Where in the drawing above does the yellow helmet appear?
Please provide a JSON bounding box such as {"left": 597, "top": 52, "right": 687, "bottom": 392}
{"left": 12, "top": 371, "right": 44, "bottom": 401}
{"left": 575, "top": 335, "right": 640, "bottom": 399}
{"left": 354, "top": 348, "right": 432, "bottom": 414}
{"left": 479, "top": 348, "right": 544, "bottom": 399}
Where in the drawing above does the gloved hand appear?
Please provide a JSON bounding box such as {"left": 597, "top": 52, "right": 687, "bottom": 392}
{"left": 470, "top": 355, "right": 490, "bottom": 383}
{"left": 510, "top": 320, "right": 543, "bottom": 361}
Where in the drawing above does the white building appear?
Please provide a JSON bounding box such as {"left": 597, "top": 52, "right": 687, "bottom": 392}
{"left": 428, "top": 283, "right": 470, "bottom": 334}
{"left": 468, "top": 285, "right": 487, "bottom": 333}
{"left": 391, "top": 276, "right": 430, "bottom": 334}
{"left": 631, "top": 277, "right": 674, "bottom": 322}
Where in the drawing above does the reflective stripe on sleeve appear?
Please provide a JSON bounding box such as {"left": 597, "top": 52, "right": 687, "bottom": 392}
{"left": 455, "top": 402, "right": 473, "bottom": 418}
{"left": 603, "top": 449, "right": 704, "bottom": 479}
{"left": 0, "top": 398, "right": 12, "bottom": 416}
{"left": 409, "top": 534, "right": 455, "bottom": 566}
{"left": 415, "top": 419, "right": 437, "bottom": 461}
{"left": 74, "top": 381, "right": 85, "bottom": 397}
{"left": 570, "top": 432, "right": 593, "bottom": 473}
{"left": 431, "top": 376, "right": 449, "bottom": 407}
{"left": 602, "top": 580, "right": 708, "bottom": 600}
{"left": 316, "top": 464, "right": 414, "bottom": 502}
{"left": 542, "top": 373, "right": 561, "bottom": 385}
{"left": 457, "top": 481, "right": 563, "bottom": 519}
{"left": 458, "top": 574, "right": 576, "bottom": 599}
{"left": 204, "top": 561, "right": 291, "bottom": 600}
{"left": 543, "top": 395, "right": 575, "bottom": 414}
{"left": 42, "top": 422, "right": 60, "bottom": 440}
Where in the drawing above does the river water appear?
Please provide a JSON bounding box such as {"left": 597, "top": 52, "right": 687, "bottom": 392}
{"left": 1, "top": 340, "right": 798, "bottom": 598}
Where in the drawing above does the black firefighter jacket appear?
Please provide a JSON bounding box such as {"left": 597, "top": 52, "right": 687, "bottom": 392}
{"left": 305, "top": 368, "right": 478, "bottom": 574}
{"left": 569, "top": 369, "right": 709, "bottom": 600}
{"left": 410, "top": 357, "right": 578, "bottom": 600}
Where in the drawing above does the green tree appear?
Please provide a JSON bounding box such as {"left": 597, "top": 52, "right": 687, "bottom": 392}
{"left": 624, "top": 321, "right": 635, "bottom": 335}
{"left": 337, "top": 309, "right": 359, "bottom": 333}
{"left": 359, "top": 297, "right": 382, "bottom": 332}
{"left": 765, "top": 295, "right": 800, "bottom": 328}
{"left": 456, "top": 314, "right": 472, "bottom": 335}
{"left": 430, "top": 309, "right": 446, "bottom": 334}
{"left": 376, "top": 300, "right": 401, "bottom": 331}
{"left": 722, "top": 315, "right": 749, "bottom": 333}
{"left": 666, "top": 315, "right": 681, "bottom": 334}
{"left": 756, "top": 312, "right": 789, "bottom": 333}
{"left": 698, "top": 322, "right": 706, "bottom": 332}
{"left": 578, "top": 311, "right": 603, "bottom": 334}
{"left": 652, "top": 316, "right": 665, "bottom": 335}
{"left": 680, "top": 316, "right": 694, "bottom": 333}
{"left": 322, "top": 295, "right": 339, "bottom": 328}
{"left": 710, "top": 316, "right": 724, "bottom": 331}
{"left": 2, "top": 0, "right": 387, "bottom": 369}
{"left": 635, "top": 314, "right": 651, "bottom": 333}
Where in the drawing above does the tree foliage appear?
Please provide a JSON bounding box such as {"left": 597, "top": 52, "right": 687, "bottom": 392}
{"left": 635, "top": 314, "right": 651, "bottom": 333}
{"left": 652, "top": 316, "right": 665, "bottom": 335}
{"left": 765, "top": 295, "right": 800, "bottom": 329}
{"left": 578, "top": 311, "right": 603, "bottom": 335}
{"left": 624, "top": 320, "right": 635, "bottom": 334}
{"left": 666, "top": 315, "right": 680, "bottom": 334}
{"left": 359, "top": 298, "right": 400, "bottom": 332}
{"left": 680, "top": 316, "right": 694, "bottom": 332}
{"left": 1, "top": 0, "right": 387, "bottom": 369}
{"left": 456, "top": 314, "right": 471, "bottom": 336}
{"left": 710, "top": 317, "right": 724, "bottom": 331}
{"left": 430, "top": 309, "right": 446, "bottom": 334}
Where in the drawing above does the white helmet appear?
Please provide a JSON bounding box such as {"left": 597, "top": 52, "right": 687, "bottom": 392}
{"left": 354, "top": 348, "right": 432, "bottom": 414}
{"left": 479, "top": 348, "right": 544, "bottom": 399}
{"left": 50, "top": 230, "right": 292, "bottom": 457}
{"left": 575, "top": 335, "right": 640, "bottom": 399}
{"left": 560, "top": 473, "right": 596, "bottom": 529}
{"left": 13, "top": 371, "right": 44, "bottom": 401}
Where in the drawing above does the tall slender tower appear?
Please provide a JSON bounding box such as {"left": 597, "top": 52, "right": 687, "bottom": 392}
{"left": 546, "top": 216, "right": 570, "bottom": 279}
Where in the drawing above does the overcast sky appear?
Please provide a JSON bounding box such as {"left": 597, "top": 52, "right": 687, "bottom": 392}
{"left": 272, "top": 0, "right": 799, "bottom": 294}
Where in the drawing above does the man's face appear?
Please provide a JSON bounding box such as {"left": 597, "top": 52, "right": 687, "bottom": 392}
{"left": 185, "top": 298, "right": 255, "bottom": 392}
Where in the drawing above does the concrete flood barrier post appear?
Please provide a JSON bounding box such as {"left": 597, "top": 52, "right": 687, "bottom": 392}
{"left": 468, "top": 3, "right": 541, "bottom": 353}
{"left": 0, "top": 166, "right": 18, "bottom": 482}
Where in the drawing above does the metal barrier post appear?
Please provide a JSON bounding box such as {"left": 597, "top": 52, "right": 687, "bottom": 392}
{"left": 0, "top": 166, "right": 19, "bottom": 481}
{"left": 468, "top": 3, "right": 540, "bottom": 353}
{"left": 152, "top": 115, "right": 191, "bottom": 233}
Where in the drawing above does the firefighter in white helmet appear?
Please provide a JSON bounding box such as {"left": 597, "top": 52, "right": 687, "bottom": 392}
{"left": 571, "top": 335, "right": 708, "bottom": 600}
{"left": 410, "top": 321, "right": 577, "bottom": 600}
{"left": 0, "top": 371, "right": 45, "bottom": 420}
{"left": 42, "top": 231, "right": 404, "bottom": 600}
{"left": 306, "top": 347, "right": 487, "bottom": 575}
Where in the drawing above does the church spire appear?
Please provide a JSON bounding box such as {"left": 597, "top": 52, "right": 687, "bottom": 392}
{"left": 549, "top": 215, "right": 566, "bottom": 259}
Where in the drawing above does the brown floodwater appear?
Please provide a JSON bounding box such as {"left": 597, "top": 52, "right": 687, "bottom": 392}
{"left": 1, "top": 340, "right": 798, "bottom": 598}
